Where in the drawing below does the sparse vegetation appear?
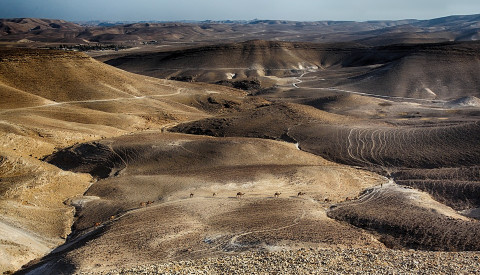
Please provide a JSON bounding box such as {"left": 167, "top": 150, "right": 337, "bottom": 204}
{"left": 215, "top": 79, "right": 262, "bottom": 91}
{"left": 2, "top": 15, "right": 480, "bottom": 275}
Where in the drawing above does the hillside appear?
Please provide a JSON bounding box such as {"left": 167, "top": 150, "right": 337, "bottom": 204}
{"left": 0, "top": 18, "right": 81, "bottom": 35}
{"left": 104, "top": 40, "right": 354, "bottom": 82}
{"left": 1, "top": 15, "right": 480, "bottom": 47}
{"left": 105, "top": 40, "right": 480, "bottom": 100}
{"left": 22, "top": 132, "right": 387, "bottom": 273}
{"left": 0, "top": 18, "right": 84, "bottom": 44}
{"left": 339, "top": 42, "right": 480, "bottom": 99}
{"left": 0, "top": 47, "right": 258, "bottom": 273}
{"left": 2, "top": 14, "right": 480, "bottom": 275}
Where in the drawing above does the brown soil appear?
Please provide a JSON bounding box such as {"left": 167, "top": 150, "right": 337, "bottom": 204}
{"left": 0, "top": 47, "right": 260, "bottom": 273}
{"left": 23, "top": 132, "right": 385, "bottom": 273}
{"left": 2, "top": 21, "right": 480, "bottom": 274}
{"left": 328, "top": 182, "right": 480, "bottom": 251}
{"left": 105, "top": 41, "right": 480, "bottom": 100}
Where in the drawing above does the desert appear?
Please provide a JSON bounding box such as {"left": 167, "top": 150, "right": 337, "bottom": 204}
{"left": 0, "top": 9, "right": 480, "bottom": 274}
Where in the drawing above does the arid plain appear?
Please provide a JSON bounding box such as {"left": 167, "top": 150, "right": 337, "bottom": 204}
{"left": 1, "top": 16, "right": 480, "bottom": 274}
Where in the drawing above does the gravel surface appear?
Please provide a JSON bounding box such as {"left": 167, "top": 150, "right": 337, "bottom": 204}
{"left": 79, "top": 248, "right": 480, "bottom": 274}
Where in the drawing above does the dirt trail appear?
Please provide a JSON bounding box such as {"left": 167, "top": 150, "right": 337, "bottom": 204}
{"left": 348, "top": 179, "right": 469, "bottom": 221}
{"left": 0, "top": 89, "right": 183, "bottom": 114}
{"left": 226, "top": 209, "right": 307, "bottom": 250}
{"left": 317, "top": 87, "right": 446, "bottom": 104}
{"left": 0, "top": 220, "right": 53, "bottom": 271}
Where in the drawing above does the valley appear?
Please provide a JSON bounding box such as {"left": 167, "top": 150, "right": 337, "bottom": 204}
{"left": 0, "top": 15, "right": 480, "bottom": 274}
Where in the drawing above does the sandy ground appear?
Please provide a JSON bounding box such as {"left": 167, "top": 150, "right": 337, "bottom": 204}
{"left": 1, "top": 45, "right": 480, "bottom": 273}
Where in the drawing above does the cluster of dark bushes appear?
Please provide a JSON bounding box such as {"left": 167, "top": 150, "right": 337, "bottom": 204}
{"left": 168, "top": 75, "right": 195, "bottom": 82}
{"left": 215, "top": 79, "right": 262, "bottom": 91}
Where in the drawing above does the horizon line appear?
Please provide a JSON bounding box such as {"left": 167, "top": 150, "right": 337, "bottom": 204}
{"left": 1, "top": 13, "right": 479, "bottom": 24}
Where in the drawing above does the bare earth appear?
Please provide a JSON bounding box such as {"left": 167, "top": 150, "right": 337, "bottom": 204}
{"left": 79, "top": 248, "right": 480, "bottom": 275}
{"left": 1, "top": 18, "right": 480, "bottom": 274}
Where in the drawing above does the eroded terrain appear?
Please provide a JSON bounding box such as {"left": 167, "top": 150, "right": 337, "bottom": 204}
{"left": 0, "top": 20, "right": 480, "bottom": 274}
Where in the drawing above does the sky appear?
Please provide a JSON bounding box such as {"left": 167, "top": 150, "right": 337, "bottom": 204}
{"left": 1, "top": 0, "right": 480, "bottom": 22}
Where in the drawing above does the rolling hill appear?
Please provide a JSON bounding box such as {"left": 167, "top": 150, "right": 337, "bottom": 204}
{"left": 2, "top": 13, "right": 480, "bottom": 275}
{"left": 0, "top": 47, "right": 258, "bottom": 273}
{"left": 104, "top": 40, "right": 480, "bottom": 100}
{"left": 23, "top": 132, "right": 387, "bottom": 273}
{"left": 0, "top": 18, "right": 81, "bottom": 35}
{"left": 2, "top": 14, "right": 480, "bottom": 47}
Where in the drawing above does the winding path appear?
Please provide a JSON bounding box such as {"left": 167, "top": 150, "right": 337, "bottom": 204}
{"left": 291, "top": 71, "right": 447, "bottom": 104}
{"left": 226, "top": 209, "right": 307, "bottom": 250}
{"left": 0, "top": 89, "right": 183, "bottom": 114}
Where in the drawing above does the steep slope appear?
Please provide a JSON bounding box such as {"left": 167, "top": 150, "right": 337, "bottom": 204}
{"left": 0, "top": 48, "right": 255, "bottom": 142}
{"left": 171, "top": 96, "right": 480, "bottom": 253}
{"left": 2, "top": 15, "right": 480, "bottom": 273}
{"left": 0, "top": 151, "right": 92, "bottom": 273}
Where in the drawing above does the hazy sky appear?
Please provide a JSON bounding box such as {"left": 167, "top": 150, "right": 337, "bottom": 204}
{"left": 1, "top": 0, "right": 480, "bottom": 22}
